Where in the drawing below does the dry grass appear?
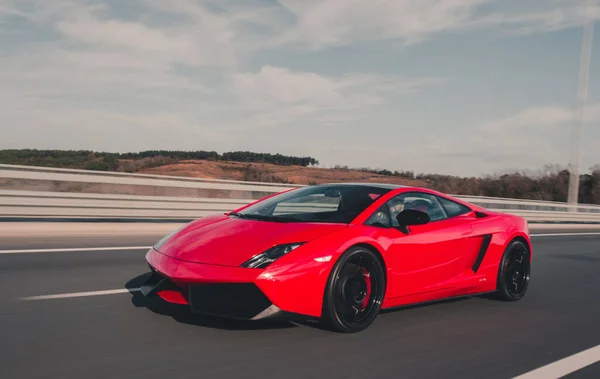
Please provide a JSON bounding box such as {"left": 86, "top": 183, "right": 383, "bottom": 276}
{"left": 139, "top": 160, "right": 429, "bottom": 187}
{"left": 0, "top": 159, "right": 429, "bottom": 198}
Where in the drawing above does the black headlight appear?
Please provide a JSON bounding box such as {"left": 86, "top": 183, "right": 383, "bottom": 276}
{"left": 241, "top": 243, "right": 304, "bottom": 269}
{"left": 153, "top": 224, "right": 187, "bottom": 251}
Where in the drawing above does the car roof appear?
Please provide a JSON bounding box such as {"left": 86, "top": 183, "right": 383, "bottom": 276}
{"left": 318, "top": 182, "right": 409, "bottom": 190}
{"left": 315, "top": 182, "right": 452, "bottom": 198}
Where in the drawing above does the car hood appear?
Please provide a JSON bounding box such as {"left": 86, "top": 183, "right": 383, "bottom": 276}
{"left": 155, "top": 214, "right": 346, "bottom": 267}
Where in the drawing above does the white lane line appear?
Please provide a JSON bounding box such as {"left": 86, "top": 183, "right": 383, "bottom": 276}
{"left": 0, "top": 246, "right": 151, "bottom": 254}
{"left": 513, "top": 344, "right": 600, "bottom": 379}
{"left": 1, "top": 232, "right": 600, "bottom": 255}
{"left": 531, "top": 232, "right": 600, "bottom": 237}
{"left": 21, "top": 288, "right": 141, "bottom": 301}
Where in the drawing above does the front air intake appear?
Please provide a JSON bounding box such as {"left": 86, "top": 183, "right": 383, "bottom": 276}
{"left": 188, "top": 283, "right": 273, "bottom": 319}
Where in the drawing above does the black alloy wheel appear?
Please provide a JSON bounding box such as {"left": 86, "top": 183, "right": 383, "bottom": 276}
{"left": 496, "top": 240, "right": 531, "bottom": 301}
{"left": 322, "top": 246, "right": 386, "bottom": 333}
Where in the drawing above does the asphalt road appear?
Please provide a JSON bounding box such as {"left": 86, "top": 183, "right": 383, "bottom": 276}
{"left": 1, "top": 229, "right": 600, "bottom": 379}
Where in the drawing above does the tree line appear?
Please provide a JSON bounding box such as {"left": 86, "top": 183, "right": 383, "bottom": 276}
{"left": 334, "top": 163, "right": 600, "bottom": 205}
{"left": 418, "top": 166, "right": 600, "bottom": 205}
{"left": 0, "top": 149, "right": 320, "bottom": 169}
{"left": 1, "top": 149, "right": 598, "bottom": 205}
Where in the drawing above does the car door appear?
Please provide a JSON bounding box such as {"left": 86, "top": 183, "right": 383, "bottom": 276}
{"left": 381, "top": 192, "right": 479, "bottom": 299}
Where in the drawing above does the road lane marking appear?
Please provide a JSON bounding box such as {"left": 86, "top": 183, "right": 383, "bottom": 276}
{"left": 21, "top": 288, "right": 141, "bottom": 300}
{"left": 1, "top": 232, "right": 600, "bottom": 255}
{"left": 0, "top": 246, "right": 151, "bottom": 254}
{"left": 513, "top": 344, "right": 600, "bottom": 379}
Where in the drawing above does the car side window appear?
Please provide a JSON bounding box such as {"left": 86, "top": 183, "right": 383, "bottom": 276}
{"left": 435, "top": 196, "right": 471, "bottom": 218}
{"left": 363, "top": 192, "right": 470, "bottom": 228}
{"left": 364, "top": 205, "right": 392, "bottom": 228}
{"left": 386, "top": 192, "right": 448, "bottom": 226}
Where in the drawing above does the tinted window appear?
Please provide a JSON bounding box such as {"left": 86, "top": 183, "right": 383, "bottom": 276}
{"left": 396, "top": 193, "right": 447, "bottom": 223}
{"left": 364, "top": 205, "right": 392, "bottom": 228}
{"left": 237, "top": 184, "right": 391, "bottom": 224}
{"left": 436, "top": 196, "right": 471, "bottom": 218}
{"left": 366, "top": 192, "right": 448, "bottom": 227}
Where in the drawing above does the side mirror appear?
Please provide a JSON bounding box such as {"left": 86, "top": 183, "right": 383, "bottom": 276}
{"left": 395, "top": 209, "right": 430, "bottom": 234}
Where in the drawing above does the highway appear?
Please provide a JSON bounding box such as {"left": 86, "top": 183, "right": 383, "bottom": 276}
{"left": 1, "top": 226, "right": 600, "bottom": 379}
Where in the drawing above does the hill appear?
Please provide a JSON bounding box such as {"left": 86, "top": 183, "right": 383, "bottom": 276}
{"left": 138, "top": 160, "right": 429, "bottom": 187}
{"left": 1, "top": 149, "right": 599, "bottom": 204}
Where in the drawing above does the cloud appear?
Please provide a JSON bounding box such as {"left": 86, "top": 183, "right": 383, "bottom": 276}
{"left": 273, "top": 0, "right": 491, "bottom": 49}
{"left": 421, "top": 102, "right": 600, "bottom": 175}
{"left": 480, "top": 106, "right": 575, "bottom": 131}
{"left": 469, "top": 0, "right": 600, "bottom": 36}
{"left": 231, "top": 66, "right": 443, "bottom": 108}
{"left": 231, "top": 66, "right": 347, "bottom": 108}
{"left": 2, "top": 0, "right": 599, "bottom": 177}
{"left": 3, "top": 0, "right": 599, "bottom": 56}
{"left": 272, "top": 0, "right": 599, "bottom": 50}
{"left": 1, "top": 103, "right": 234, "bottom": 152}
{"left": 227, "top": 65, "right": 444, "bottom": 128}
{"left": 481, "top": 103, "right": 600, "bottom": 132}
{"left": 0, "top": 1, "right": 236, "bottom": 111}
{"left": 2, "top": 0, "right": 240, "bottom": 69}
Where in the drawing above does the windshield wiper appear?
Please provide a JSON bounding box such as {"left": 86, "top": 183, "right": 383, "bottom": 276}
{"left": 228, "top": 212, "right": 297, "bottom": 222}
{"left": 228, "top": 212, "right": 272, "bottom": 221}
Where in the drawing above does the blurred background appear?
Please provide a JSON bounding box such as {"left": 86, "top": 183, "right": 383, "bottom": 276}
{"left": 1, "top": 0, "right": 599, "bottom": 203}
{"left": 1, "top": 1, "right": 600, "bottom": 379}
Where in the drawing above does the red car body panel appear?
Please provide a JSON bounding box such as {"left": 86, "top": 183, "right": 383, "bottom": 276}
{"left": 143, "top": 185, "right": 532, "bottom": 320}
{"left": 157, "top": 215, "right": 346, "bottom": 267}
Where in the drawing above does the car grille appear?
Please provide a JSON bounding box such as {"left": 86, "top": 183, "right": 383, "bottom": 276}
{"left": 188, "top": 283, "right": 272, "bottom": 319}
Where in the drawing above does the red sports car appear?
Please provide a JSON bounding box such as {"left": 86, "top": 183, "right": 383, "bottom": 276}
{"left": 141, "top": 183, "right": 532, "bottom": 333}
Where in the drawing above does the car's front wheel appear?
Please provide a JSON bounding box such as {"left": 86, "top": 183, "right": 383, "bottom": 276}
{"left": 322, "top": 246, "right": 386, "bottom": 333}
{"left": 495, "top": 239, "right": 531, "bottom": 301}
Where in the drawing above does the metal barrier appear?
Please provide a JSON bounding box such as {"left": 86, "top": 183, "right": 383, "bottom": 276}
{"left": 2, "top": 164, "right": 600, "bottom": 222}
{"left": 0, "top": 163, "right": 296, "bottom": 193}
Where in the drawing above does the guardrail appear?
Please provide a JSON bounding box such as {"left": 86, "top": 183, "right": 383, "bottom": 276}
{"left": 2, "top": 164, "right": 600, "bottom": 223}
{"left": 0, "top": 163, "right": 296, "bottom": 193}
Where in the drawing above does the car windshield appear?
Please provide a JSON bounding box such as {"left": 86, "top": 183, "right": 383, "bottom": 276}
{"left": 233, "top": 184, "right": 392, "bottom": 223}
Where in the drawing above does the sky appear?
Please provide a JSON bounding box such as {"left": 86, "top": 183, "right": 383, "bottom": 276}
{"left": 1, "top": 0, "right": 599, "bottom": 177}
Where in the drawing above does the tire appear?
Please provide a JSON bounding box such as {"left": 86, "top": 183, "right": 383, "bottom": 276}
{"left": 495, "top": 239, "right": 531, "bottom": 301}
{"left": 322, "top": 246, "right": 386, "bottom": 333}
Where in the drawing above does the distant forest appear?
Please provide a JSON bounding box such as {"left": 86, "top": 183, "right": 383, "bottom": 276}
{"left": 0, "top": 149, "right": 319, "bottom": 170}
{"left": 1, "top": 149, "right": 599, "bottom": 205}
{"left": 337, "top": 164, "right": 600, "bottom": 206}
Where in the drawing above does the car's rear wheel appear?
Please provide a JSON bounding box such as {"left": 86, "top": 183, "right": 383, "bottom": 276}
{"left": 322, "top": 246, "right": 386, "bottom": 333}
{"left": 495, "top": 240, "right": 531, "bottom": 301}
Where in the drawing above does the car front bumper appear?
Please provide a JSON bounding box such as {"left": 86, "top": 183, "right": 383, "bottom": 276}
{"left": 141, "top": 248, "right": 283, "bottom": 320}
